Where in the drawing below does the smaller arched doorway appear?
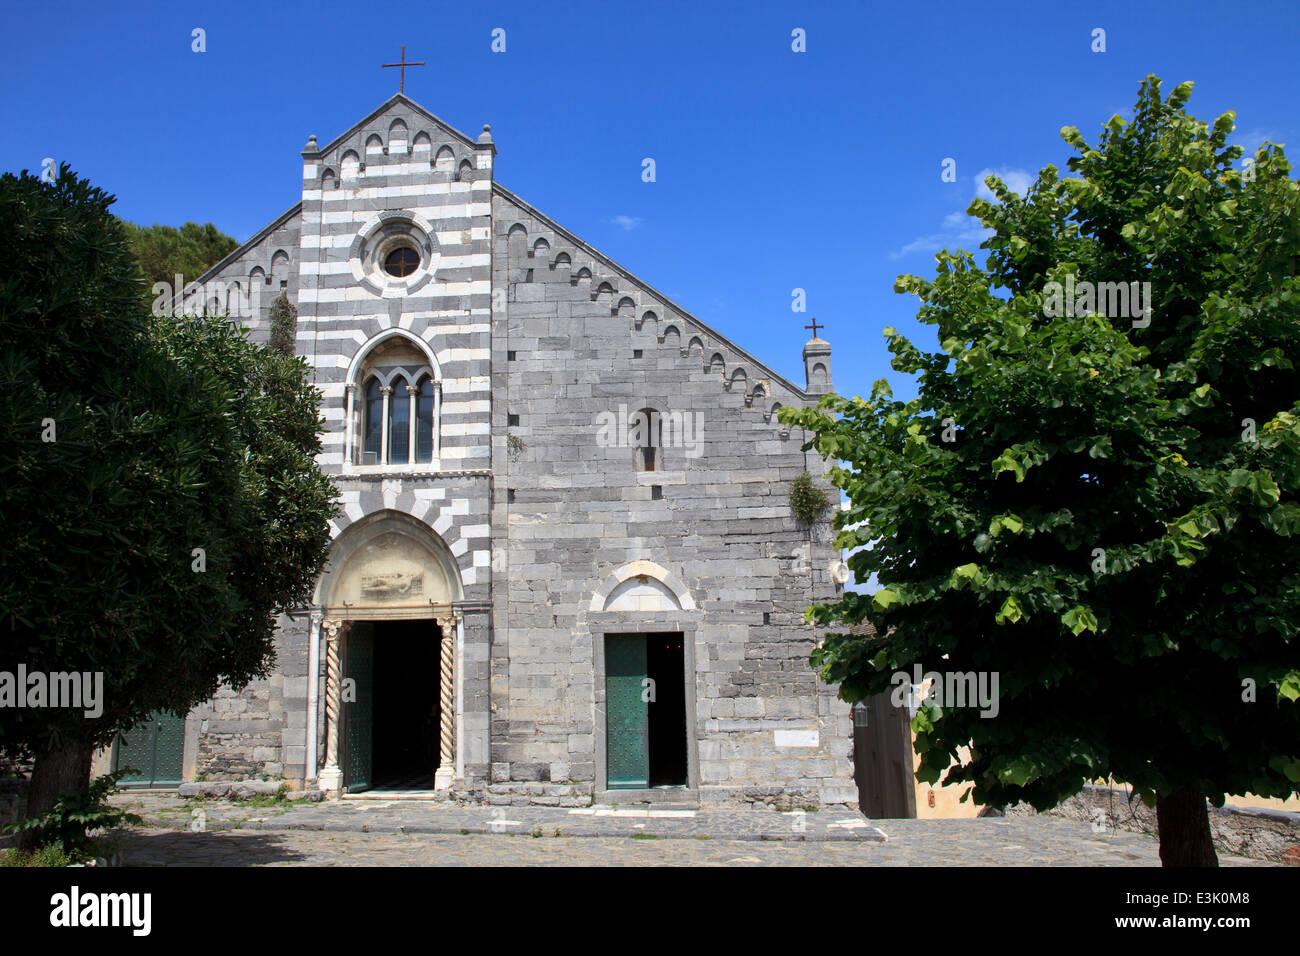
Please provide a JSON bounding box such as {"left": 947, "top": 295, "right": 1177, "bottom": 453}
{"left": 312, "top": 512, "right": 463, "bottom": 794}
{"left": 589, "top": 562, "right": 699, "bottom": 799}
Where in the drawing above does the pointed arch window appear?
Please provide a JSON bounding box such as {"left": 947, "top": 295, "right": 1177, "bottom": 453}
{"left": 346, "top": 335, "right": 442, "bottom": 469}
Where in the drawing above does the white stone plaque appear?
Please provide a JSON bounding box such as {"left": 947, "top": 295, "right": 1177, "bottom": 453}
{"left": 774, "top": 729, "right": 819, "bottom": 748}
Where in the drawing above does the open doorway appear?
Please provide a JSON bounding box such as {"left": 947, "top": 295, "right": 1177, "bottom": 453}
{"left": 345, "top": 619, "right": 440, "bottom": 792}
{"left": 605, "top": 632, "right": 688, "bottom": 789}
{"left": 372, "top": 619, "right": 440, "bottom": 789}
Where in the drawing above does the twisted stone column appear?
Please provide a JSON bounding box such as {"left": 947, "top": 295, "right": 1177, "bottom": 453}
{"left": 434, "top": 615, "right": 456, "bottom": 789}
{"left": 319, "top": 619, "right": 347, "bottom": 793}
{"left": 307, "top": 611, "right": 323, "bottom": 782}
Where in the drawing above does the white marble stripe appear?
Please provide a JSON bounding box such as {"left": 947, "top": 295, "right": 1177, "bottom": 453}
{"left": 297, "top": 281, "right": 490, "bottom": 303}
{"left": 295, "top": 329, "right": 368, "bottom": 340}
{"left": 317, "top": 181, "right": 470, "bottom": 199}
{"left": 440, "top": 423, "right": 491, "bottom": 437}
{"left": 297, "top": 256, "right": 487, "bottom": 276}
{"left": 434, "top": 349, "right": 491, "bottom": 363}
{"left": 441, "top": 377, "right": 491, "bottom": 392}
{"left": 305, "top": 317, "right": 491, "bottom": 333}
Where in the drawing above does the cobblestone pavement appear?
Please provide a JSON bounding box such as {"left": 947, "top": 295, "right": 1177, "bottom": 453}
{"left": 107, "top": 793, "right": 1267, "bottom": 866}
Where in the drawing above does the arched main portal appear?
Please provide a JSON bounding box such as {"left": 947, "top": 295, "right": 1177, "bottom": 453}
{"left": 311, "top": 512, "right": 464, "bottom": 794}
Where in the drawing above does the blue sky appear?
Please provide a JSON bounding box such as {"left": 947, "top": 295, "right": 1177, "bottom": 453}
{"left": 2, "top": 0, "right": 1295, "bottom": 404}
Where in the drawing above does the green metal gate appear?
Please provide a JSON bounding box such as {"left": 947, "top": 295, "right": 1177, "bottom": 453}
{"left": 605, "top": 634, "right": 649, "bottom": 788}
{"left": 344, "top": 622, "right": 374, "bottom": 793}
{"left": 114, "top": 711, "right": 186, "bottom": 788}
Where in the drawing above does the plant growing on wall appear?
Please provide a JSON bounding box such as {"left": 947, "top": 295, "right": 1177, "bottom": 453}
{"left": 789, "top": 471, "right": 830, "bottom": 525}
{"left": 268, "top": 292, "right": 297, "bottom": 357}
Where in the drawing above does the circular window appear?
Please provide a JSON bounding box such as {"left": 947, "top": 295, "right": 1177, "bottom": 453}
{"left": 351, "top": 215, "right": 439, "bottom": 293}
{"left": 384, "top": 247, "right": 420, "bottom": 278}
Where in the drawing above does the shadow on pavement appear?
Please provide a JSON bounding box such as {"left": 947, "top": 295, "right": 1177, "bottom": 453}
{"left": 120, "top": 830, "right": 315, "bottom": 866}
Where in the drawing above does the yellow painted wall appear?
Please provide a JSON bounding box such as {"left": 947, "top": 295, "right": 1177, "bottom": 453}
{"left": 906, "top": 738, "right": 1298, "bottom": 818}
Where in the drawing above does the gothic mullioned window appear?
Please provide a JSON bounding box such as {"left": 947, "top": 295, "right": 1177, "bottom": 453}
{"left": 347, "top": 334, "right": 441, "bottom": 469}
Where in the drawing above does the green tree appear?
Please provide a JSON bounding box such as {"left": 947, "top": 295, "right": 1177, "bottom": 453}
{"left": 268, "top": 292, "right": 298, "bottom": 357}
{"left": 781, "top": 77, "right": 1300, "bottom": 866}
{"left": 122, "top": 220, "right": 238, "bottom": 289}
{"left": 0, "top": 166, "right": 336, "bottom": 840}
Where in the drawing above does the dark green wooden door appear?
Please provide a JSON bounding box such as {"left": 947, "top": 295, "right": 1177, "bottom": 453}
{"left": 605, "top": 635, "right": 649, "bottom": 788}
{"left": 114, "top": 711, "right": 185, "bottom": 787}
{"left": 344, "top": 622, "right": 374, "bottom": 793}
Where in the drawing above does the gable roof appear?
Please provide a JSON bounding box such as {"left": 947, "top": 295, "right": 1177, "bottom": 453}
{"left": 494, "top": 182, "right": 812, "bottom": 401}
{"left": 314, "top": 93, "right": 479, "bottom": 159}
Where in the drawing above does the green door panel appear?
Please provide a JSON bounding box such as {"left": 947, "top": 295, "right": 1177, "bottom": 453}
{"left": 605, "top": 634, "right": 649, "bottom": 788}
{"left": 344, "top": 622, "right": 374, "bottom": 792}
{"left": 115, "top": 711, "right": 185, "bottom": 787}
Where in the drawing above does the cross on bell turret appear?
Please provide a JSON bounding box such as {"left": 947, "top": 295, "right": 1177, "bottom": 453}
{"left": 802, "top": 318, "right": 832, "bottom": 394}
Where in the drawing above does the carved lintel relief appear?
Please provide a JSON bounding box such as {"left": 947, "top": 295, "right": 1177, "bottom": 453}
{"left": 360, "top": 570, "right": 424, "bottom": 599}
{"left": 328, "top": 531, "right": 451, "bottom": 608}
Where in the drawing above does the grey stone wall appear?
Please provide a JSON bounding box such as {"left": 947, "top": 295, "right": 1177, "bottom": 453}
{"left": 194, "top": 613, "right": 308, "bottom": 782}
{"left": 489, "top": 187, "right": 854, "bottom": 806}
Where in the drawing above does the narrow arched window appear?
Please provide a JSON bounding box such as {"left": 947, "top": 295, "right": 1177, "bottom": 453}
{"left": 363, "top": 379, "right": 383, "bottom": 464}
{"left": 416, "top": 377, "right": 435, "bottom": 463}
{"left": 389, "top": 375, "right": 411, "bottom": 465}
{"left": 633, "top": 406, "right": 660, "bottom": 472}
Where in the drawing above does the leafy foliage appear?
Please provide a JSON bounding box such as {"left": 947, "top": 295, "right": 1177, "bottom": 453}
{"left": 789, "top": 471, "right": 830, "bottom": 525}
{"left": 0, "top": 165, "right": 337, "bottom": 765}
{"left": 780, "top": 78, "right": 1300, "bottom": 821}
{"left": 3, "top": 770, "right": 141, "bottom": 860}
{"left": 0, "top": 842, "right": 73, "bottom": 867}
{"left": 122, "top": 220, "right": 237, "bottom": 289}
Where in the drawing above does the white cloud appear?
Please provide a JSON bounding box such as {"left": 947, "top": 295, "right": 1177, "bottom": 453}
{"left": 610, "top": 215, "right": 643, "bottom": 231}
{"left": 1234, "top": 127, "right": 1287, "bottom": 161}
{"left": 889, "top": 166, "right": 1032, "bottom": 259}
{"left": 889, "top": 221, "right": 989, "bottom": 260}
{"left": 974, "top": 166, "right": 1034, "bottom": 201}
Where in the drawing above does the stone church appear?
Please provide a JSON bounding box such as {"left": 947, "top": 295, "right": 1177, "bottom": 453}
{"left": 104, "top": 92, "right": 854, "bottom": 808}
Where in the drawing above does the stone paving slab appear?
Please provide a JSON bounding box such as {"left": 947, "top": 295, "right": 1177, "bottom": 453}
{"left": 113, "top": 792, "right": 887, "bottom": 842}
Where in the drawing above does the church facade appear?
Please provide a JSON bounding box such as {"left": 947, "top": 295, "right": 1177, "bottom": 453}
{"left": 145, "top": 94, "right": 852, "bottom": 807}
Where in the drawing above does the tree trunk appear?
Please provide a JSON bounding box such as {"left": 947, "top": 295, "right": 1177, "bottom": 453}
{"left": 18, "top": 739, "right": 94, "bottom": 850}
{"left": 1156, "top": 785, "right": 1218, "bottom": 867}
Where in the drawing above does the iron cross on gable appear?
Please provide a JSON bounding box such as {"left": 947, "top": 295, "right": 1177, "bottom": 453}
{"left": 805, "top": 317, "right": 823, "bottom": 338}
{"left": 382, "top": 45, "right": 425, "bottom": 94}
